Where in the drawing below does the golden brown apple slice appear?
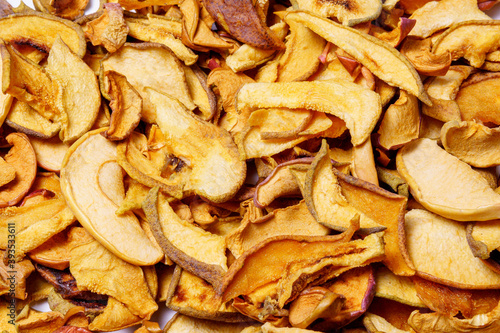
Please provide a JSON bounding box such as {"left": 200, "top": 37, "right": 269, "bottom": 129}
{"left": 408, "top": 0, "right": 490, "bottom": 38}
{"left": 469, "top": 220, "right": 500, "bottom": 259}
{"left": 33, "top": 0, "right": 88, "bottom": 20}
{"left": 412, "top": 276, "right": 500, "bottom": 318}
{"left": 84, "top": 3, "right": 128, "bottom": 53}
{"left": 277, "top": 15, "right": 326, "bottom": 82}
{"left": 376, "top": 90, "right": 420, "bottom": 150}
{"left": 456, "top": 72, "right": 500, "bottom": 125}
{"left": 397, "top": 138, "right": 500, "bottom": 221}
{"left": 142, "top": 187, "right": 227, "bottom": 288}
{"left": 226, "top": 201, "right": 329, "bottom": 258}
{"left": 201, "top": 0, "right": 285, "bottom": 50}
{"left": 183, "top": 64, "right": 217, "bottom": 121}
{"left": 60, "top": 128, "right": 163, "bottom": 266}
{"left": 166, "top": 266, "right": 250, "bottom": 322}
{"left": 0, "top": 156, "right": 14, "bottom": 188}
{"left": 0, "top": 133, "right": 37, "bottom": 208}
{"left": 100, "top": 43, "right": 196, "bottom": 124}
{"left": 149, "top": 88, "right": 246, "bottom": 203}
{"left": 441, "top": 120, "right": 500, "bottom": 168}
{"left": 422, "top": 65, "right": 473, "bottom": 122}
{"left": 400, "top": 37, "right": 451, "bottom": 77}
{"left": 291, "top": 0, "right": 382, "bottom": 26}
{"left": 0, "top": 12, "right": 86, "bottom": 58}
{"left": 68, "top": 227, "right": 158, "bottom": 319}
{"left": 46, "top": 37, "right": 101, "bottom": 142}
{"left": 237, "top": 81, "right": 381, "bottom": 146}
{"left": 102, "top": 71, "right": 142, "bottom": 141}
{"left": 1, "top": 39, "right": 64, "bottom": 124}
{"left": 404, "top": 209, "right": 500, "bottom": 289}
{"left": 5, "top": 97, "right": 61, "bottom": 139}
{"left": 281, "top": 10, "right": 430, "bottom": 105}
{"left": 432, "top": 20, "right": 500, "bottom": 68}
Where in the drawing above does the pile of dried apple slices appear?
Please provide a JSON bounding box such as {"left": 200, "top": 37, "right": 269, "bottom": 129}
{"left": 3, "top": 0, "right": 500, "bottom": 332}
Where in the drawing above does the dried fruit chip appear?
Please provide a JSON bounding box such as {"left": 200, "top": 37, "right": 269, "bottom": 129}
{"left": 291, "top": 0, "right": 382, "bottom": 26}
{"left": 282, "top": 10, "right": 430, "bottom": 105}
{"left": 46, "top": 37, "right": 101, "bottom": 142}
{"left": 60, "top": 128, "right": 163, "bottom": 266}
{"left": 0, "top": 132, "right": 37, "bottom": 208}
{"left": 237, "top": 81, "right": 381, "bottom": 146}
{"left": 404, "top": 209, "right": 500, "bottom": 289}
{"left": 397, "top": 138, "right": 500, "bottom": 221}
{"left": 408, "top": 0, "right": 490, "bottom": 38}
{"left": 85, "top": 3, "right": 128, "bottom": 53}
{"left": 374, "top": 266, "right": 426, "bottom": 308}
{"left": 102, "top": 71, "right": 142, "bottom": 141}
{"left": 29, "top": 136, "right": 70, "bottom": 172}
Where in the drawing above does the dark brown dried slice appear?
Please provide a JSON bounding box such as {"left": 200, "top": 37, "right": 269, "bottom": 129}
{"left": 34, "top": 263, "right": 108, "bottom": 307}
{"left": 201, "top": 0, "right": 285, "bottom": 50}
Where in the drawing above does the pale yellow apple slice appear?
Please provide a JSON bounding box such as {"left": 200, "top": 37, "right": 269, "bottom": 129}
{"left": 60, "top": 128, "right": 163, "bottom": 266}
{"left": 46, "top": 37, "right": 101, "bottom": 143}
{"left": 374, "top": 266, "right": 426, "bottom": 308}
{"left": 404, "top": 209, "right": 500, "bottom": 289}
{"left": 396, "top": 138, "right": 500, "bottom": 221}
{"left": 441, "top": 120, "right": 500, "bottom": 168}
{"left": 237, "top": 80, "right": 381, "bottom": 145}
{"left": 281, "top": 10, "right": 430, "bottom": 105}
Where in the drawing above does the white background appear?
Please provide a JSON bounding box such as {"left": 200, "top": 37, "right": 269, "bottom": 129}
{"left": 6, "top": 0, "right": 500, "bottom": 331}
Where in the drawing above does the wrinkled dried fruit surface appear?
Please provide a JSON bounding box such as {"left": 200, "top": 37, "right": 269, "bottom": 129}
{"left": 5, "top": 1, "right": 500, "bottom": 332}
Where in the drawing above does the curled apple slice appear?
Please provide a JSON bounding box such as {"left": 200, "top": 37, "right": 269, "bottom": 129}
{"left": 281, "top": 10, "right": 430, "bottom": 105}
{"left": 60, "top": 128, "right": 163, "bottom": 266}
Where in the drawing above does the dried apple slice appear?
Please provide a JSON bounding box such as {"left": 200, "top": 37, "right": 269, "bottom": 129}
{"left": 28, "top": 230, "right": 72, "bottom": 270}
{"left": 143, "top": 187, "right": 227, "bottom": 288}
{"left": 432, "top": 20, "right": 500, "bottom": 68}
{"left": 201, "top": 0, "right": 285, "bottom": 50}
{"left": 60, "top": 128, "right": 163, "bottom": 266}
{"left": 0, "top": 156, "right": 14, "bottom": 187}
{"left": 404, "top": 209, "right": 500, "bottom": 289}
{"left": 396, "top": 138, "right": 500, "bottom": 221}
{"left": 33, "top": 0, "right": 88, "bottom": 20}
{"left": 226, "top": 201, "right": 329, "bottom": 258}
{"left": 412, "top": 276, "right": 500, "bottom": 318}
{"left": 0, "top": 133, "right": 37, "bottom": 208}
{"left": 149, "top": 88, "right": 246, "bottom": 203}
{"left": 126, "top": 15, "right": 198, "bottom": 66}
{"left": 5, "top": 97, "right": 60, "bottom": 139}
{"left": 400, "top": 37, "right": 451, "bottom": 77}
{"left": 226, "top": 22, "right": 288, "bottom": 72}
{"left": 456, "top": 72, "right": 500, "bottom": 125}
{"left": 289, "top": 286, "right": 345, "bottom": 329}
{"left": 100, "top": 43, "right": 196, "bottom": 124}
{"left": 422, "top": 65, "right": 473, "bottom": 122}
{"left": 409, "top": 301, "right": 500, "bottom": 333}
{"left": 237, "top": 81, "right": 381, "bottom": 146}
{"left": 291, "top": 0, "right": 382, "bottom": 26}
{"left": 84, "top": 3, "right": 128, "bottom": 53}
{"left": 164, "top": 313, "right": 258, "bottom": 333}
{"left": 0, "top": 12, "right": 86, "bottom": 58}
{"left": 363, "top": 312, "right": 411, "bottom": 333}
{"left": 408, "top": 0, "right": 490, "bottom": 38}
{"left": 376, "top": 91, "right": 420, "bottom": 150}
{"left": 441, "top": 120, "right": 500, "bottom": 167}
{"left": 183, "top": 64, "right": 216, "bottom": 121}
{"left": 374, "top": 266, "right": 426, "bottom": 308}
{"left": 166, "top": 266, "right": 249, "bottom": 322}
{"left": 46, "top": 37, "right": 101, "bottom": 143}
{"left": 29, "top": 136, "right": 70, "bottom": 172}
{"left": 281, "top": 10, "right": 430, "bottom": 105}
{"left": 69, "top": 227, "right": 158, "bottom": 319}
{"left": 1, "top": 39, "right": 65, "bottom": 124}
{"left": 102, "top": 71, "right": 142, "bottom": 141}
{"left": 277, "top": 15, "right": 326, "bottom": 82}
{"left": 469, "top": 220, "right": 500, "bottom": 259}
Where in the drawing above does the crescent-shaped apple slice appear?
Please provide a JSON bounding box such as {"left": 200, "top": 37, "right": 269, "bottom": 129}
{"left": 60, "top": 128, "right": 163, "bottom": 266}
{"left": 281, "top": 10, "right": 430, "bottom": 105}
